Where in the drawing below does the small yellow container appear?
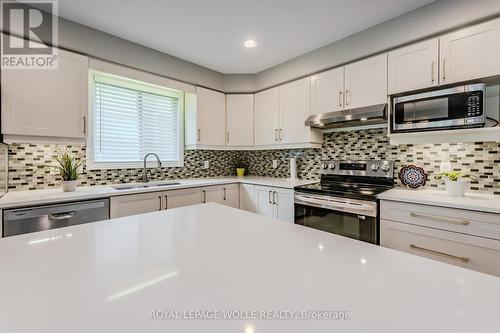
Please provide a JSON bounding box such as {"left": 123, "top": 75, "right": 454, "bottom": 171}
{"left": 236, "top": 168, "right": 245, "bottom": 177}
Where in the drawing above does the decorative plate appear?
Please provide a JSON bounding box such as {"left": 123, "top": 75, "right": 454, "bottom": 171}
{"left": 398, "top": 165, "right": 427, "bottom": 189}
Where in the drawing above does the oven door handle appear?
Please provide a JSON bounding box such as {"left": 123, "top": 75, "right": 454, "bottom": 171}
{"left": 295, "top": 195, "right": 373, "bottom": 211}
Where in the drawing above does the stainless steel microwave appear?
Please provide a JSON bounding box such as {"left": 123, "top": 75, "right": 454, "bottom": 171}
{"left": 392, "top": 83, "right": 486, "bottom": 133}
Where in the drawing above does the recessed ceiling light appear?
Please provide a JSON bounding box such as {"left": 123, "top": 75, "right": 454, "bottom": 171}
{"left": 243, "top": 39, "right": 258, "bottom": 48}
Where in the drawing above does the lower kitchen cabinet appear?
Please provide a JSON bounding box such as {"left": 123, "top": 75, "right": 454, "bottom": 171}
{"left": 201, "top": 184, "right": 239, "bottom": 208}
{"left": 110, "top": 192, "right": 163, "bottom": 218}
{"left": 239, "top": 184, "right": 256, "bottom": 212}
{"left": 164, "top": 188, "right": 202, "bottom": 209}
{"left": 380, "top": 200, "right": 500, "bottom": 277}
{"left": 255, "top": 185, "right": 294, "bottom": 223}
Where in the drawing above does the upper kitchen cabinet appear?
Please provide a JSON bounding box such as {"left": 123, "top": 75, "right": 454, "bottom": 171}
{"left": 440, "top": 18, "right": 500, "bottom": 85}
{"left": 388, "top": 38, "right": 439, "bottom": 94}
{"left": 1, "top": 47, "right": 88, "bottom": 143}
{"left": 185, "top": 86, "right": 226, "bottom": 149}
{"left": 344, "top": 53, "right": 388, "bottom": 109}
{"left": 310, "top": 67, "right": 344, "bottom": 114}
{"left": 279, "top": 77, "right": 320, "bottom": 145}
{"left": 226, "top": 94, "right": 254, "bottom": 147}
{"left": 254, "top": 80, "right": 321, "bottom": 149}
{"left": 254, "top": 87, "right": 280, "bottom": 146}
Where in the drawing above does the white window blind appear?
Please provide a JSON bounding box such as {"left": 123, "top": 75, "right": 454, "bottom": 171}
{"left": 89, "top": 73, "right": 183, "bottom": 168}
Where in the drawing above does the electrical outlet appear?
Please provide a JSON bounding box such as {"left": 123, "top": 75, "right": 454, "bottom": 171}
{"left": 440, "top": 162, "right": 452, "bottom": 172}
{"left": 272, "top": 160, "right": 278, "bottom": 169}
{"left": 203, "top": 161, "right": 210, "bottom": 169}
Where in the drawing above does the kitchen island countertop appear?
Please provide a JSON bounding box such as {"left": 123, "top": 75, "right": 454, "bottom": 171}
{"left": 1, "top": 203, "right": 499, "bottom": 333}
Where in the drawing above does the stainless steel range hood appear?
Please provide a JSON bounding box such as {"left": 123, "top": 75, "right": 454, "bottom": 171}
{"left": 305, "top": 103, "right": 387, "bottom": 129}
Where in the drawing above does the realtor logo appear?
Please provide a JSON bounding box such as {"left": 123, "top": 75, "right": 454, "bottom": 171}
{"left": 1, "top": 0, "right": 58, "bottom": 69}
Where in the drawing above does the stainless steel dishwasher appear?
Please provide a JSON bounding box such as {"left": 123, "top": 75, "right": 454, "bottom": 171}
{"left": 3, "top": 198, "right": 110, "bottom": 237}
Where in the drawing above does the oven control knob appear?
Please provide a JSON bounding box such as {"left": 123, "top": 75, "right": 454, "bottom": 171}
{"left": 371, "top": 164, "right": 380, "bottom": 171}
{"left": 321, "top": 163, "right": 329, "bottom": 169}
{"left": 328, "top": 163, "right": 336, "bottom": 170}
{"left": 380, "top": 164, "right": 390, "bottom": 172}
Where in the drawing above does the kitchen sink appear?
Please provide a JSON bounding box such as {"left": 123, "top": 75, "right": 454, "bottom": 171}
{"left": 112, "top": 182, "right": 181, "bottom": 190}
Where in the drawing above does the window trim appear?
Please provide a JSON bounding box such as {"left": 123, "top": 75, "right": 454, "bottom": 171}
{"left": 87, "top": 70, "right": 184, "bottom": 170}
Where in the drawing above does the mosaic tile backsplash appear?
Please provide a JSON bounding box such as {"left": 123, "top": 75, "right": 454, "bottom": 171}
{"left": 7, "top": 128, "right": 500, "bottom": 195}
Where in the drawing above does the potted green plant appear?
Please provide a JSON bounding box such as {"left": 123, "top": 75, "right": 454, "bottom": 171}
{"left": 52, "top": 147, "right": 84, "bottom": 192}
{"left": 435, "top": 171, "right": 476, "bottom": 197}
{"left": 235, "top": 160, "right": 248, "bottom": 177}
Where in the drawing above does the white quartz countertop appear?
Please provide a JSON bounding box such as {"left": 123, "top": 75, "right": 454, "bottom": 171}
{"left": 378, "top": 188, "right": 500, "bottom": 214}
{"left": 1, "top": 203, "right": 499, "bottom": 333}
{"left": 0, "top": 177, "right": 317, "bottom": 209}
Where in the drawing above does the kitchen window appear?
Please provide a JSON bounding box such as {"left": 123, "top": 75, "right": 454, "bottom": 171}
{"left": 88, "top": 72, "right": 184, "bottom": 169}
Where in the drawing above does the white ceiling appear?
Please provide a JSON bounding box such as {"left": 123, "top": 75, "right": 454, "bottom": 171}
{"left": 57, "top": 0, "right": 435, "bottom": 74}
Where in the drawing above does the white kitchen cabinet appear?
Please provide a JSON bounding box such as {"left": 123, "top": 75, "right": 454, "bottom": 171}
{"left": 239, "top": 184, "right": 256, "bottom": 212}
{"left": 255, "top": 185, "right": 294, "bottom": 223}
{"left": 164, "top": 188, "right": 202, "bottom": 209}
{"left": 279, "top": 77, "right": 320, "bottom": 145}
{"left": 344, "top": 54, "right": 387, "bottom": 109}
{"left": 440, "top": 17, "right": 500, "bottom": 85}
{"left": 388, "top": 38, "right": 439, "bottom": 94}
{"left": 381, "top": 219, "right": 500, "bottom": 277}
{"left": 254, "top": 87, "right": 280, "bottom": 146}
{"left": 310, "top": 67, "right": 345, "bottom": 114}
{"left": 226, "top": 94, "right": 254, "bottom": 147}
{"left": 110, "top": 192, "right": 162, "bottom": 218}
{"left": 1, "top": 45, "right": 88, "bottom": 141}
{"left": 185, "top": 87, "right": 226, "bottom": 148}
{"left": 201, "top": 184, "right": 239, "bottom": 208}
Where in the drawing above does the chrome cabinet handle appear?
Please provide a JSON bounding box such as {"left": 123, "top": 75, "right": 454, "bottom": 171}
{"left": 223, "top": 188, "right": 227, "bottom": 201}
{"left": 202, "top": 190, "right": 206, "bottom": 203}
{"left": 410, "top": 244, "right": 469, "bottom": 263}
{"left": 345, "top": 90, "right": 349, "bottom": 106}
{"left": 338, "top": 91, "right": 342, "bottom": 107}
{"left": 159, "top": 195, "right": 162, "bottom": 210}
{"left": 197, "top": 129, "right": 201, "bottom": 142}
{"left": 410, "top": 212, "right": 469, "bottom": 225}
{"left": 272, "top": 191, "right": 277, "bottom": 205}
{"left": 431, "top": 60, "right": 435, "bottom": 83}
{"left": 48, "top": 211, "right": 76, "bottom": 220}
{"left": 268, "top": 190, "right": 272, "bottom": 204}
{"left": 279, "top": 129, "right": 283, "bottom": 141}
{"left": 274, "top": 129, "right": 278, "bottom": 142}
{"left": 83, "top": 115, "right": 86, "bottom": 134}
{"left": 442, "top": 58, "right": 446, "bottom": 82}
{"left": 164, "top": 195, "right": 168, "bottom": 210}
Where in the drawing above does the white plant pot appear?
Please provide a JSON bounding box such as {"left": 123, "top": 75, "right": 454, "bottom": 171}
{"left": 62, "top": 180, "right": 78, "bottom": 192}
{"left": 445, "top": 179, "right": 467, "bottom": 197}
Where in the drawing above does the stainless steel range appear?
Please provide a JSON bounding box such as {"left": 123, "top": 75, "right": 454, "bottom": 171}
{"left": 294, "top": 160, "right": 394, "bottom": 244}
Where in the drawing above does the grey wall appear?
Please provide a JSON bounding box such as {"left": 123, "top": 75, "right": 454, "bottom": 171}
{"left": 255, "top": 0, "right": 500, "bottom": 90}
{"left": 56, "top": 17, "right": 225, "bottom": 91}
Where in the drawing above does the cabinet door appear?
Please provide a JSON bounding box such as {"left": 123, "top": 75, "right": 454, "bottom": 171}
{"left": 164, "top": 188, "right": 202, "bottom": 209}
{"left": 202, "top": 186, "right": 223, "bottom": 204}
{"left": 440, "top": 18, "right": 500, "bottom": 85}
{"left": 1, "top": 46, "right": 88, "bottom": 138}
{"left": 274, "top": 188, "right": 295, "bottom": 223}
{"left": 239, "top": 184, "right": 256, "bottom": 212}
{"left": 226, "top": 94, "right": 254, "bottom": 146}
{"left": 254, "top": 87, "right": 279, "bottom": 146}
{"left": 344, "top": 54, "right": 387, "bottom": 109}
{"left": 381, "top": 219, "right": 500, "bottom": 277}
{"left": 221, "top": 184, "right": 239, "bottom": 208}
{"left": 279, "top": 77, "right": 311, "bottom": 144}
{"left": 254, "top": 186, "right": 274, "bottom": 218}
{"left": 388, "top": 38, "right": 439, "bottom": 94}
{"left": 196, "top": 87, "right": 226, "bottom": 146}
{"left": 310, "top": 67, "right": 344, "bottom": 114}
{"left": 110, "top": 192, "right": 162, "bottom": 218}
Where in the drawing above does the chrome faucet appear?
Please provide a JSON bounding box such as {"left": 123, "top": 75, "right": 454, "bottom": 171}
{"left": 143, "top": 153, "right": 162, "bottom": 183}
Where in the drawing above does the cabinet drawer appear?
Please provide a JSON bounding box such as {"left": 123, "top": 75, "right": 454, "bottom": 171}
{"left": 381, "top": 219, "right": 500, "bottom": 276}
{"left": 380, "top": 201, "right": 500, "bottom": 240}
